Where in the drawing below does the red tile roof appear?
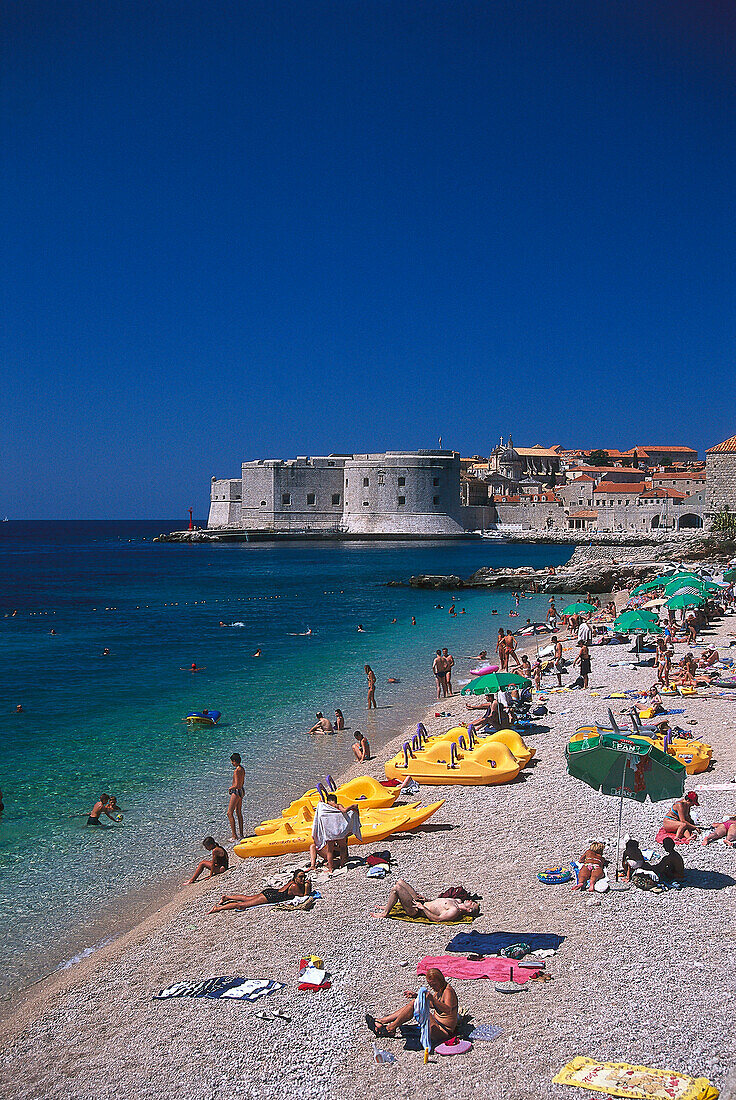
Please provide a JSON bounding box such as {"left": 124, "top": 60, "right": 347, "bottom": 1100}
{"left": 652, "top": 470, "right": 705, "bottom": 480}
{"left": 640, "top": 488, "right": 687, "bottom": 500}
{"left": 568, "top": 510, "right": 598, "bottom": 519}
{"left": 627, "top": 446, "right": 698, "bottom": 455}
{"left": 707, "top": 434, "right": 736, "bottom": 454}
{"left": 593, "top": 483, "right": 647, "bottom": 494}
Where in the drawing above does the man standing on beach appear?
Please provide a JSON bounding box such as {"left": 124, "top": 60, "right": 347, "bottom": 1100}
{"left": 442, "top": 648, "right": 455, "bottom": 695}
{"left": 433, "top": 650, "right": 446, "bottom": 699}
{"left": 552, "top": 636, "right": 564, "bottom": 687}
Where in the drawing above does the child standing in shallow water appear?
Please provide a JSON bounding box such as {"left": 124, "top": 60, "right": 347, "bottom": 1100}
{"left": 572, "top": 841, "right": 605, "bottom": 891}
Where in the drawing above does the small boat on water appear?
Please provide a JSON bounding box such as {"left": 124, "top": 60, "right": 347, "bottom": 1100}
{"left": 184, "top": 710, "right": 221, "bottom": 726}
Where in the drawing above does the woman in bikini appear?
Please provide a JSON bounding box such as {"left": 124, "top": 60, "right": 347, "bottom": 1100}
{"left": 227, "top": 753, "right": 245, "bottom": 841}
{"left": 365, "top": 664, "right": 377, "bottom": 709}
{"left": 572, "top": 841, "right": 605, "bottom": 891}
{"left": 661, "top": 791, "right": 701, "bottom": 841}
{"left": 209, "top": 869, "right": 311, "bottom": 912}
{"left": 367, "top": 967, "right": 458, "bottom": 1045}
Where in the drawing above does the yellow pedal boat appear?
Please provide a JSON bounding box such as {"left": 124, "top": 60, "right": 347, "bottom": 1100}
{"left": 568, "top": 726, "right": 711, "bottom": 774}
{"left": 275, "top": 775, "right": 401, "bottom": 822}
{"left": 254, "top": 799, "right": 444, "bottom": 836}
{"left": 385, "top": 738, "right": 521, "bottom": 786}
{"left": 422, "top": 725, "right": 534, "bottom": 767}
{"left": 234, "top": 800, "right": 444, "bottom": 859}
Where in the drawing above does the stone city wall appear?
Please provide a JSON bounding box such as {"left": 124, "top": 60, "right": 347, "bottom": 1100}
{"left": 706, "top": 454, "right": 736, "bottom": 516}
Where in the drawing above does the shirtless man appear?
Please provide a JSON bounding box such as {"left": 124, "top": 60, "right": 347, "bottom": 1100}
{"left": 308, "top": 712, "right": 334, "bottom": 734}
{"left": 187, "top": 836, "right": 229, "bottom": 883}
{"left": 352, "top": 731, "right": 370, "bottom": 761}
{"left": 465, "top": 694, "right": 502, "bottom": 731}
{"left": 442, "top": 648, "right": 454, "bottom": 695}
{"left": 86, "top": 794, "right": 118, "bottom": 826}
{"left": 432, "top": 650, "right": 446, "bottom": 700}
{"left": 371, "top": 878, "right": 480, "bottom": 921}
{"left": 227, "top": 753, "right": 245, "bottom": 841}
{"left": 367, "top": 967, "right": 458, "bottom": 1045}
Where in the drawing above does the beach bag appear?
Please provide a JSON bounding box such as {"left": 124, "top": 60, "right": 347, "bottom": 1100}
{"left": 499, "top": 942, "right": 531, "bottom": 960}
{"left": 537, "top": 866, "right": 572, "bottom": 885}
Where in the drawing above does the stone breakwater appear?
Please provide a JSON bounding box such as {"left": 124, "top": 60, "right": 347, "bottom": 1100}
{"left": 402, "top": 539, "right": 733, "bottom": 594}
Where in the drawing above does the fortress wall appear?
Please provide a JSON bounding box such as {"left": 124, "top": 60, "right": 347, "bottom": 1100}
{"left": 343, "top": 451, "right": 466, "bottom": 536}
{"left": 706, "top": 454, "right": 736, "bottom": 516}
{"left": 237, "top": 458, "right": 345, "bottom": 532}
{"left": 207, "top": 479, "right": 242, "bottom": 527}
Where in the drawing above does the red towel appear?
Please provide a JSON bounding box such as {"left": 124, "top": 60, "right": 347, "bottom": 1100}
{"left": 655, "top": 827, "right": 691, "bottom": 845}
{"left": 417, "top": 955, "right": 541, "bottom": 982}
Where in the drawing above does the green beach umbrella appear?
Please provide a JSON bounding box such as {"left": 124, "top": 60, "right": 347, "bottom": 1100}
{"left": 662, "top": 576, "right": 706, "bottom": 593}
{"left": 723, "top": 568, "right": 736, "bottom": 583}
{"left": 565, "top": 730, "right": 685, "bottom": 878}
{"left": 562, "top": 601, "right": 597, "bottom": 615}
{"left": 630, "top": 578, "right": 668, "bottom": 596}
{"left": 666, "top": 593, "right": 704, "bottom": 610}
{"left": 461, "top": 671, "right": 531, "bottom": 696}
{"left": 614, "top": 609, "right": 658, "bottom": 632}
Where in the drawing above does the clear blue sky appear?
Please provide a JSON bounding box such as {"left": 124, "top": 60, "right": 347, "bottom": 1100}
{"left": 3, "top": 2, "right": 735, "bottom": 519}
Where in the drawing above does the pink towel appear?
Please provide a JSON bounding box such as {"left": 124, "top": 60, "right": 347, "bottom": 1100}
{"left": 417, "top": 955, "right": 541, "bottom": 982}
{"left": 655, "top": 827, "right": 691, "bottom": 846}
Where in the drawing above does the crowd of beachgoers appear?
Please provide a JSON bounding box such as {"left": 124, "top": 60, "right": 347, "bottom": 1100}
{"left": 1, "top": 565, "right": 735, "bottom": 1100}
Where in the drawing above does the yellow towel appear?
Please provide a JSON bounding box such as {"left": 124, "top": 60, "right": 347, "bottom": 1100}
{"left": 553, "top": 1057, "right": 719, "bottom": 1100}
{"left": 386, "top": 902, "right": 474, "bottom": 926}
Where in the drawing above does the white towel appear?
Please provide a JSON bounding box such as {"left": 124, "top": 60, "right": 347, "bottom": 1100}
{"left": 311, "top": 803, "right": 361, "bottom": 849}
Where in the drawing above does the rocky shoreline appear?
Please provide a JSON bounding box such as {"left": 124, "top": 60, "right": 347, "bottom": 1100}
{"left": 402, "top": 538, "right": 736, "bottom": 594}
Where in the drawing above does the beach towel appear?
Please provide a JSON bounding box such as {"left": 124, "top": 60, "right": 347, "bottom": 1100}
{"left": 311, "top": 802, "right": 361, "bottom": 849}
{"left": 468, "top": 1024, "right": 503, "bottom": 1042}
{"left": 154, "top": 977, "right": 283, "bottom": 1001}
{"left": 552, "top": 1056, "right": 719, "bottom": 1099}
{"left": 655, "top": 827, "right": 692, "bottom": 846}
{"left": 445, "top": 931, "right": 564, "bottom": 954}
{"left": 274, "top": 893, "right": 317, "bottom": 911}
{"left": 417, "top": 955, "right": 541, "bottom": 983}
{"left": 413, "top": 986, "right": 432, "bottom": 1052}
{"left": 387, "top": 902, "right": 474, "bottom": 926}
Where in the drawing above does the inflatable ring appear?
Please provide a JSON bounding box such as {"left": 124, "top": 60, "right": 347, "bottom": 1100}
{"left": 537, "top": 866, "right": 572, "bottom": 885}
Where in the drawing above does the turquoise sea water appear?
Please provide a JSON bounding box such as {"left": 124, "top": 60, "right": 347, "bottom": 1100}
{"left": 0, "top": 522, "right": 572, "bottom": 996}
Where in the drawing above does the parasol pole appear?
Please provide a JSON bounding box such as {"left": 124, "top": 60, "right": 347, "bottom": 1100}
{"left": 615, "top": 756, "right": 626, "bottom": 881}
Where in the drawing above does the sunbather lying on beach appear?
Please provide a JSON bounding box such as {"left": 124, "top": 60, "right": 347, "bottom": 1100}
{"left": 209, "top": 869, "right": 311, "bottom": 912}
{"left": 371, "top": 878, "right": 480, "bottom": 921}
{"left": 572, "top": 841, "right": 605, "bottom": 891}
{"left": 700, "top": 812, "right": 736, "bottom": 847}
{"left": 187, "top": 836, "right": 229, "bottom": 883}
{"left": 366, "top": 967, "right": 458, "bottom": 1044}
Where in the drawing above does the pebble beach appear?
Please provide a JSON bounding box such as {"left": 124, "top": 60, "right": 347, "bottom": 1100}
{"left": 2, "top": 590, "right": 735, "bottom": 1100}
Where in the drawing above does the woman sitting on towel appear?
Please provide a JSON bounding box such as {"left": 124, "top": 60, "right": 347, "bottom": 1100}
{"left": 661, "top": 792, "right": 701, "bottom": 841}
{"left": 209, "top": 869, "right": 311, "bottom": 913}
{"left": 366, "top": 967, "right": 458, "bottom": 1044}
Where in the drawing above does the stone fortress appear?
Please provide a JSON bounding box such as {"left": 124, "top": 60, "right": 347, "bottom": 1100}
{"left": 206, "top": 435, "right": 736, "bottom": 539}
{"left": 208, "top": 451, "right": 474, "bottom": 538}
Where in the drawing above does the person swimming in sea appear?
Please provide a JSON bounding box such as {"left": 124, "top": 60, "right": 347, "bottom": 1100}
{"left": 86, "top": 795, "right": 118, "bottom": 827}
{"left": 253, "top": 648, "right": 262, "bottom": 657}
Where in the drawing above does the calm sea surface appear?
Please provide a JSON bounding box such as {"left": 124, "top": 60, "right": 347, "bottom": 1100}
{"left": 0, "top": 522, "right": 573, "bottom": 995}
